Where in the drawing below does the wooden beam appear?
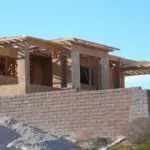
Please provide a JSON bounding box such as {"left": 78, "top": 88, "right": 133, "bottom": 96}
{"left": 25, "top": 37, "right": 64, "bottom": 52}
{"left": 123, "top": 69, "right": 150, "bottom": 76}
{"left": 109, "top": 55, "right": 136, "bottom": 65}
{"left": 120, "top": 67, "right": 150, "bottom": 72}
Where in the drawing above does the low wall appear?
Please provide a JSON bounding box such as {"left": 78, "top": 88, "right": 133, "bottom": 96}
{"left": 0, "top": 84, "right": 25, "bottom": 96}
{"left": 0, "top": 84, "right": 60, "bottom": 96}
{"left": 0, "top": 75, "right": 19, "bottom": 96}
{"left": 0, "top": 75, "right": 18, "bottom": 85}
{"left": 0, "top": 87, "right": 149, "bottom": 137}
{"left": 28, "top": 84, "right": 60, "bottom": 93}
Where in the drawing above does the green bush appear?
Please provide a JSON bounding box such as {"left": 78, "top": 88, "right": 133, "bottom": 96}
{"left": 110, "top": 142, "right": 150, "bottom": 150}
{"left": 135, "top": 142, "right": 150, "bottom": 150}
{"left": 111, "top": 143, "right": 133, "bottom": 150}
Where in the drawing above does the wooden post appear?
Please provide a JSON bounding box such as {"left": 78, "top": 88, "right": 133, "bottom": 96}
{"left": 88, "top": 56, "right": 92, "bottom": 90}
{"left": 118, "top": 59, "right": 125, "bottom": 88}
{"left": 114, "top": 61, "right": 120, "bottom": 88}
{"left": 101, "top": 54, "right": 109, "bottom": 89}
{"left": 71, "top": 51, "right": 80, "bottom": 91}
{"left": 120, "top": 72, "right": 125, "bottom": 88}
{"left": 60, "top": 53, "right": 67, "bottom": 88}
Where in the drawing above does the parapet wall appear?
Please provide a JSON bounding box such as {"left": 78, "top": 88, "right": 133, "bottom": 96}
{"left": 0, "top": 87, "right": 149, "bottom": 136}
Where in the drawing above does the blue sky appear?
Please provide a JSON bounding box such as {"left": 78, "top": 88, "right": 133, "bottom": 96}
{"left": 0, "top": 0, "right": 150, "bottom": 88}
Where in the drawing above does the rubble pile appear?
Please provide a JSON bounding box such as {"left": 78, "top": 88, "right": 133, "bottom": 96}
{"left": 0, "top": 116, "right": 118, "bottom": 150}
{"left": 0, "top": 116, "right": 81, "bottom": 150}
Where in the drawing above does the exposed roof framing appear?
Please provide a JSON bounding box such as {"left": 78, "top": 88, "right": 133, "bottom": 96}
{"left": 120, "top": 61, "right": 150, "bottom": 76}
{"left": 52, "top": 38, "right": 120, "bottom": 52}
{"left": 0, "top": 36, "right": 68, "bottom": 58}
{"left": 109, "top": 55, "right": 136, "bottom": 65}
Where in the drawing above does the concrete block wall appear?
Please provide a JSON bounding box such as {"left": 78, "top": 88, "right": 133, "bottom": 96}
{"left": 130, "top": 89, "right": 149, "bottom": 120}
{"left": 0, "top": 87, "right": 149, "bottom": 137}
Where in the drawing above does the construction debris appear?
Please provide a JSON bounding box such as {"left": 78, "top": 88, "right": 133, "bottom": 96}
{"left": 0, "top": 116, "right": 121, "bottom": 150}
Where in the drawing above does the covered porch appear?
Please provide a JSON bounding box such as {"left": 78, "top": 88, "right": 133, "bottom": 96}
{"left": 0, "top": 36, "right": 70, "bottom": 95}
{"left": 0, "top": 36, "right": 147, "bottom": 95}
{"left": 53, "top": 38, "right": 120, "bottom": 91}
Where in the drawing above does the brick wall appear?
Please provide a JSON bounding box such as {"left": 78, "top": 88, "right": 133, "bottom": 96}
{"left": 0, "top": 87, "right": 149, "bottom": 137}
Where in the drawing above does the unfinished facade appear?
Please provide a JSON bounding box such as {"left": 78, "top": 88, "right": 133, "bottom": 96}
{"left": 0, "top": 36, "right": 149, "bottom": 95}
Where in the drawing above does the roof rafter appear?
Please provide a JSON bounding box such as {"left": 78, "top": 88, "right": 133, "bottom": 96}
{"left": 0, "top": 36, "right": 68, "bottom": 58}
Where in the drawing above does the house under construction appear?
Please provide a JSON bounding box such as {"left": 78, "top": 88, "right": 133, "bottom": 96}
{"left": 0, "top": 36, "right": 149, "bottom": 95}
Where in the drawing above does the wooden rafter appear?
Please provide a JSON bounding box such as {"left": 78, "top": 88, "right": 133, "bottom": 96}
{"left": 0, "top": 36, "right": 68, "bottom": 58}
{"left": 120, "top": 61, "right": 150, "bottom": 76}
{"left": 52, "top": 38, "right": 120, "bottom": 52}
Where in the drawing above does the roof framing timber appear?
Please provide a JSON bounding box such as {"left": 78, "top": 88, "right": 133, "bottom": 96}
{"left": 0, "top": 36, "right": 68, "bottom": 58}
{"left": 121, "top": 61, "right": 150, "bottom": 76}
{"left": 52, "top": 38, "right": 120, "bottom": 52}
